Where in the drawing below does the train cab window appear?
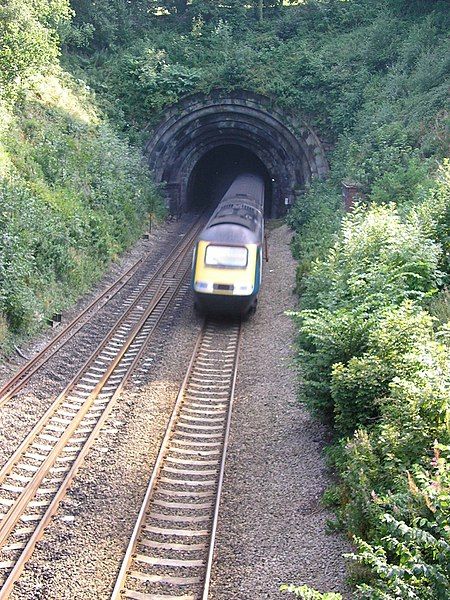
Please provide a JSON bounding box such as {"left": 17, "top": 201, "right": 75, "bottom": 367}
{"left": 205, "top": 245, "right": 248, "bottom": 268}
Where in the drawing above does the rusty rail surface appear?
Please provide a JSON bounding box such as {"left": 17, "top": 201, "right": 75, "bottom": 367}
{"left": 111, "top": 318, "right": 242, "bottom": 600}
{"left": 0, "top": 216, "right": 206, "bottom": 597}
{"left": 0, "top": 216, "right": 204, "bottom": 408}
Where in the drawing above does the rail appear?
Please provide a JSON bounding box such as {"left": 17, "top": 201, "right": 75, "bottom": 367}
{"left": 0, "top": 215, "right": 205, "bottom": 408}
{"left": 0, "top": 216, "right": 207, "bottom": 597}
{"left": 111, "top": 317, "right": 242, "bottom": 600}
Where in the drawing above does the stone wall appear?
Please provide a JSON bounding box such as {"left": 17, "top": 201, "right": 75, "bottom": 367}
{"left": 145, "top": 91, "right": 329, "bottom": 217}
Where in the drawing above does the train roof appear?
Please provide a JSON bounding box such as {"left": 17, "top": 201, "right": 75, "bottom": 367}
{"left": 199, "top": 221, "right": 261, "bottom": 245}
{"left": 207, "top": 200, "right": 262, "bottom": 232}
{"left": 222, "top": 173, "right": 265, "bottom": 208}
{"left": 204, "top": 173, "right": 264, "bottom": 234}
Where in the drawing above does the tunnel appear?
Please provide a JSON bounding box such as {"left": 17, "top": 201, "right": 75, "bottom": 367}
{"left": 186, "top": 145, "right": 272, "bottom": 214}
{"left": 144, "top": 91, "right": 329, "bottom": 218}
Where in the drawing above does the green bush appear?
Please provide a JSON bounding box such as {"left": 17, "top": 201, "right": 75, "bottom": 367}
{"left": 280, "top": 583, "right": 342, "bottom": 600}
{"left": 287, "top": 181, "right": 344, "bottom": 292}
{"left": 410, "top": 160, "right": 450, "bottom": 284}
{"left": 350, "top": 446, "right": 450, "bottom": 599}
{"left": 331, "top": 302, "right": 438, "bottom": 436}
{"left": 300, "top": 203, "right": 441, "bottom": 312}
{"left": 292, "top": 203, "right": 442, "bottom": 420}
{"left": 335, "top": 321, "right": 450, "bottom": 536}
{"left": 0, "top": 72, "right": 163, "bottom": 349}
{"left": 0, "top": 0, "right": 71, "bottom": 97}
{"left": 293, "top": 305, "right": 374, "bottom": 418}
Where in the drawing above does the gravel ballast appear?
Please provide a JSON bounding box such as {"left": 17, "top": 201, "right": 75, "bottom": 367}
{"left": 2, "top": 221, "right": 351, "bottom": 599}
{"left": 209, "top": 223, "right": 351, "bottom": 598}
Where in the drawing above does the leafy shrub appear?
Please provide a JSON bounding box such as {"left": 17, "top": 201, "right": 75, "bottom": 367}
{"left": 331, "top": 302, "right": 438, "bottom": 436}
{"left": 287, "top": 181, "right": 344, "bottom": 291}
{"left": 335, "top": 322, "right": 450, "bottom": 537}
{"left": 428, "top": 289, "right": 450, "bottom": 325}
{"left": 0, "top": 72, "right": 163, "bottom": 349}
{"left": 293, "top": 306, "right": 374, "bottom": 418}
{"left": 0, "top": 0, "right": 71, "bottom": 96}
{"left": 301, "top": 203, "right": 441, "bottom": 312}
{"left": 291, "top": 199, "right": 443, "bottom": 426}
{"left": 369, "top": 156, "right": 432, "bottom": 209}
{"left": 280, "top": 583, "right": 342, "bottom": 600}
{"left": 410, "top": 160, "right": 450, "bottom": 284}
{"left": 350, "top": 446, "right": 450, "bottom": 599}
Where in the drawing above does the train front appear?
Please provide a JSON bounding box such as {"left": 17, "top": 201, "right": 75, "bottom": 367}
{"left": 192, "top": 173, "right": 264, "bottom": 316}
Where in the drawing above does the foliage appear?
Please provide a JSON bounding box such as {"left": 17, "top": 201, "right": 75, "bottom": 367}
{"left": 301, "top": 203, "right": 441, "bottom": 313}
{"left": 287, "top": 181, "right": 343, "bottom": 291}
{"left": 0, "top": 0, "right": 72, "bottom": 96}
{"left": 291, "top": 202, "right": 442, "bottom": 428}
{"left": 0, "top": 71, "right": 163, "bottom": 350}
{"left": 2, "top": 0, "right": 449, "bottom": 594}
{"left": 280, "top": 583, "right": 342, "bottom": 599}
{"left": 68, "top": 0, "right": 150, "bottom": 50}
{"left": 350, "top": 446, "right": 450, "bottom": 599}
{"left": 410, "top": 160, "right": 450, "bottom": 284}
{"left": 331, "top": 302, "right": 440, "bottom": 436}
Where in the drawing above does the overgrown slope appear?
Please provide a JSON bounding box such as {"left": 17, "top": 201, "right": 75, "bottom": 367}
{"left": 0, "top": 1, "right": 162, "bottom": 351}
{"left": 1, "top": 0, "right": 449, "bottom": 596}
{"left": 66, "top": 1, "right": 450, "bottom": 597}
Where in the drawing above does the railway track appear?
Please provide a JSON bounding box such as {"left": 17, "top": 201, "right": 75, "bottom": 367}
{"left": 0, "top": 217, "right": 203, "bottom": 408}
{"left": 111, "top": 318, "right": 242, "bottom": 600}
{"left": 0, "top": 217, "right": 206, "bottom": 598}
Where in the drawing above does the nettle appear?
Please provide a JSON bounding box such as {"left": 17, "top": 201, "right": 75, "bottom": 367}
{"left": 350, "top": 446, "right": 450, "bottom": 600}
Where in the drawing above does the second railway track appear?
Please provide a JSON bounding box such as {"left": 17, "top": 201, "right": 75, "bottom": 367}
{"left": 0, "top": 217, "right": 206, "bottom": 597}
{"left": 0, "top": 216, "right": 205, "bottom": 408}
{"left": 111, "top": 318, "right": 242, "bottom": 600}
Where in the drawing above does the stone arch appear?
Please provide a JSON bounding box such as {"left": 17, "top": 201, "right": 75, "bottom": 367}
{"left": 145, "top": 90, "right": 328, "bottom": 217}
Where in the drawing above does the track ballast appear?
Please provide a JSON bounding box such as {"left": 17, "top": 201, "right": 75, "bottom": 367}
{"left": 112, "top": 318, "right": 242, "bottom": 600}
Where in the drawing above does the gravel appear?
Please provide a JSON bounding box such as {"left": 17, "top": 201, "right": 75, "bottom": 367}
{"left": 3, "top": 220, "right": 351, "bottom": 599}
{"left": 0, "top": 216, "right": 190, "bottom": 468}
{"left": 209, "top": 223, "right": 352, "bottom": 599}
{"left": 11, "top": 286, "right": 203, "bottom": 600}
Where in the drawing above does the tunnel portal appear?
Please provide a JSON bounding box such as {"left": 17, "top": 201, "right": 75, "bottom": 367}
{"left": 186, "top": 145, "right": 272, "bottom": 214}
{"left": 145, "top": 91, "right": 329, "bottom": 218}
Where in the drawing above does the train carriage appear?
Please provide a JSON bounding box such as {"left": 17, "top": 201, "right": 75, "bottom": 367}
{"left": 192, "top": 173, "right": 265, "bottom": 315}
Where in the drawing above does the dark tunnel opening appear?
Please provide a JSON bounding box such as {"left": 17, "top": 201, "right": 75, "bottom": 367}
{"left": 186, "top": 145, "right": 273, "bottom": 216}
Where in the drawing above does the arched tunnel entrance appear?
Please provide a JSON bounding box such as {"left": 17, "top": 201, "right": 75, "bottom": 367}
{"left": 145, "top": 91, "right": 329, "bottom": 218}
{"left": 186, "top": 145, "right": 272, "bottom": 215}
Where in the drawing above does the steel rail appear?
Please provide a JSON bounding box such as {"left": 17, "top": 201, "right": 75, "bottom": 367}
{"left": 202, "top": 323, "right": 242, "bottom": 600}
{"left": 0, "top": 217, "right": 203, "bottom": 483}
{"left": 0, "top": 283, "right": 169, "bottom": 552}
{"left": 0, "top": 214, "right": 205, "bottom": 407}
{"left": 110, "top": 323, "right": 207, "bottom": 600}
{"left": 0, "top": 258, "right": 143, "bottom": 406}
{"left": 0, "top": 217, "right": 205, "bottom": 596}
{"left": 0, "top": 272, "right": 166, "bottom": 485}
{"left": 0, "top": 271, "right": 193, "bottom": 598}
{"left": 111, "top": 318, "right": 242, "bottom": 600}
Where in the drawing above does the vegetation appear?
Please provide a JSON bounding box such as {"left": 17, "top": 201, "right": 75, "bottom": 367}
{"left": 280, "top": 2, "right": 450, "bottom": 598}
{"left": 1, "top": 0, "right": 449, "bottom": 596}
{"left": 0, "top": 0, "right": 162, "bottom": 351}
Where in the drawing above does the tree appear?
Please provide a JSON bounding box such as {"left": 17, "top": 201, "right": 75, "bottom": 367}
{"left": 256, "top": 0, "right": 263, "bottom": 22}
{"left": 0, "top": 0, "right": 71, "bottom": 94}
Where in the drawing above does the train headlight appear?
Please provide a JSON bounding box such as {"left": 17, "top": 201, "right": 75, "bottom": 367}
{"left": 235, "top": 284, "right": 253, "bottom": 295}
{"left": 194, "top": 281, "right": 210, "bottom": 292}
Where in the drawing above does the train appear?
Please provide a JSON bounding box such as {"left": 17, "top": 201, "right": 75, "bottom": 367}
{"left": 192, "top": 173, "right": 265, "bottom": 315}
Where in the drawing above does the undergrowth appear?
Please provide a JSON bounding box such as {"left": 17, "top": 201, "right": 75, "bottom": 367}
{"left": 0, "top": 1, "right": 164, "bottom": 353}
